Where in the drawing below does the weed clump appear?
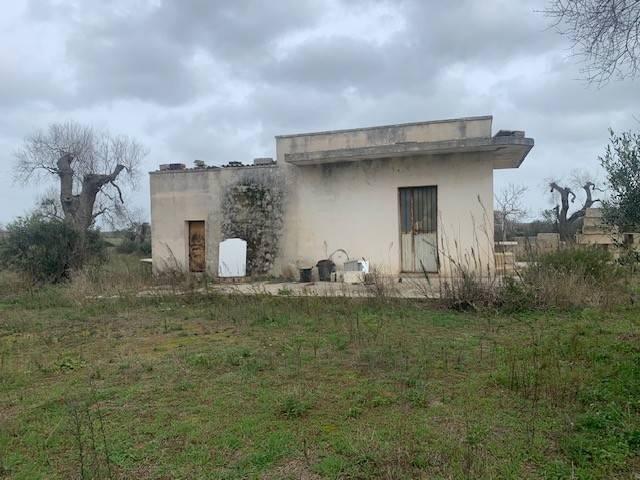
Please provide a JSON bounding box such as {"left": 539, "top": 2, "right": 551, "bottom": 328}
{"left": 278, "top": 393, "right": 311, "bottom": 419}
{"left": 508, "top": 247, "right": 630, "bottom": 311}
{"left": 438, "top": 247, "right": 633, "bottom": 312}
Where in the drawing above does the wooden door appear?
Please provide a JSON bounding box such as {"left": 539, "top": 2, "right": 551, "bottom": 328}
{"left": 188, "top": 221, "right": 205, "bottom": 272}
{"left": 399, "top": 186, "right": 438, "bottom": 272}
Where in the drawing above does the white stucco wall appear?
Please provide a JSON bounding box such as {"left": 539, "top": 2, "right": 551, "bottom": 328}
{"left": 150, "top": 117, "right": 512, "bottom": 278}
{"left": 279, "top": 155, "right": 494, "bottom": 276}
{"left": 150, "top": 166, "right": 279, "bottom": 274}
{"left": 150, "top": 157, "right": 494, "bottom": 277}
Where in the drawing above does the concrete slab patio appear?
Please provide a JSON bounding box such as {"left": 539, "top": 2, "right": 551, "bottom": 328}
{"left": 139, "top": 277, "right": 443, "bottom": 299}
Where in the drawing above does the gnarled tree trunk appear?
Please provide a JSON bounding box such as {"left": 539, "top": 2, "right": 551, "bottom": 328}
{"left": 549, "top": 181, "right": 599, "bottom": 241}
{"left": 57, "top": 153, "right": 125, "bottom": 232}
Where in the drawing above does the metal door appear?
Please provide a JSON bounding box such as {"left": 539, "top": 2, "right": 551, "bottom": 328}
{"left": 399, "top": 186, "right": 438, "bottom": 272}
{"left": 188, "top": 221, "right": 206, "bottom": 272}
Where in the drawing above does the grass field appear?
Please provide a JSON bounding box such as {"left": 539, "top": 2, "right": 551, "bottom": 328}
{"left": 0, "top": 284, "right": 639, "bottom": 479}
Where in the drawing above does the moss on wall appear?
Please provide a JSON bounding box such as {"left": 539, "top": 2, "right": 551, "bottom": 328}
{"left": 221, "top": 170, "right": 285, "bottom": 275}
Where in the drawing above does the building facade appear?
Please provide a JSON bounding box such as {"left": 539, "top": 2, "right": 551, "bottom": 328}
{"left": 150, "top": 116, "right": 533, "bottom": 278}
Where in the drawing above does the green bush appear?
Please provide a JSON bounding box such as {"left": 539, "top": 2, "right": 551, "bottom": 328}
{"left": 531, "top": 247, "right": 613, "bottom": 282}
{"left": 278, "top": 393, "right": 311, "bottom": 418}
{"left": 0, "top": 215, "right": 105, "bottom": 284}
{"left": 115, "top": 238, "right": 139, "bottom": 254}
{"left": 139, "top": 239, "right": 151, "bottom": 256}
{"left": 438, "top": 247, "right": 630, "bottom": 313}
{"left": 498, "top": 247, "right": 628, "bottom": 312}
{"left": 115, "top": 233, "right": 151, "bottom": 256}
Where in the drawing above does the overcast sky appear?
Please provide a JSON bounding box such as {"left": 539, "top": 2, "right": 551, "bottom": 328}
{"left": 1, "top": 0, "right": 639, "bottom": 225}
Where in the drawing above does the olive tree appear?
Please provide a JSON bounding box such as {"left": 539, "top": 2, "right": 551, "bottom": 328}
{"left": 549, "top": 179, "right": 600, "bottom": 240}
{"left": 600, "top": 128, "right": 640, "bottom": 229}
{"left": 14, "top": 121, "right": 147, "bottom": 234}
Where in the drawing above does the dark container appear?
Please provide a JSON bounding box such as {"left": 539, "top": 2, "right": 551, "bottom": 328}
{"left": 316, "top": 259, "right": 335, "bottom": 282}
{"left": 299, "top": 268, "right": 312, "bottom": 283}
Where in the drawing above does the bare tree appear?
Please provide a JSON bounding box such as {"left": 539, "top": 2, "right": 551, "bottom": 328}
{"left": 549, "top": 180, "right": 600, "bottom": 240}
{"left": 495, "top": 184, "right": 528, "bottom": 241}
{"left": 14, "top": 121, "right": 147, "bottom": 233}
{"left": 544, "top": 0, "right": 640, "bottom": 83}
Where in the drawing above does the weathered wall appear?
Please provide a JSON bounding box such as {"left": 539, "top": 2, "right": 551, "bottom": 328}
{"left": 276, "top": 116, "right": 492, "bottom": 155}
{"left": 150, "top": 117, "right": 498, "bottom": 277}
{"left": 275, "top": 116, "right": 495, "bottom": 276}
{"left": 275, "top": 154, "right": 494, "bottom": 276}
{"left": 221, "top": 170, "right": 286, "bottom": 274}
{"left": 150, "top": 166, "right": 281, "bottom": 274}
{"left": 151, "top": 159, "right": 494, "bottom": 276}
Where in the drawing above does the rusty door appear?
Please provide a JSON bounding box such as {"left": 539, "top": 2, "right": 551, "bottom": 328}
{"left": 399, "top": 186, "right": 438, "bottom": 272}
{"left": 188, "top": 221, "right": 206, "bottom": 272}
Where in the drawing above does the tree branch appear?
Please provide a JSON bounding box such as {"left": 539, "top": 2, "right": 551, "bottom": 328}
{"left": 109, "top": 181, "right": 124, "bottom": 204}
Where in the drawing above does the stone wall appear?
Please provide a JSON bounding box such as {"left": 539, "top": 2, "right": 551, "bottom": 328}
{"left": 513, "top": 233, "right": 561, "bottom": 259}
{"left": 221, "top": 170, "right": 286, "bottom": 275}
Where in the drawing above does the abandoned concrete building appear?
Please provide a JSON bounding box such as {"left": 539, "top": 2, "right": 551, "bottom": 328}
{"left": 150, "top": 116, "right": 534, "bottom": 278}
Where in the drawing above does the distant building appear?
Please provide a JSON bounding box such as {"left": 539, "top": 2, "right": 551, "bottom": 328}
{"left": 150, "top": 116, "right": 534, "bottom": 277}
{"left": 576, "top": 208, "right": 640, "bottom": 256}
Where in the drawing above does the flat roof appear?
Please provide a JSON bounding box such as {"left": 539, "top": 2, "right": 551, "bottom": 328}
{"left": 284, "top": 134, "right": 534, "bottom": 169}
{"left": 149, "top": 164, "right": 277, "bottom": 175}
{"left": 275, "top": 115, "right": 493, "bottom": 139}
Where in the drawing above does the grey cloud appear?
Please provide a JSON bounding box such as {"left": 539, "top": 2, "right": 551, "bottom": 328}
{"left": 0, "top": 65, "right": 64, "bottom": 108}
{"left": 66, "top": 27, "right": 208, "bottom": 106}
{"left": 150, "top": 0, "right": 323, "bottom": 60}
{"left": 259, "top": 35, "right": 442, "bottom": 97}
{"left": 401, "top": 1, "right": 560, "bottom": 63}
{"left": 147, "top": 84, "right": 351, "bottom": 166}
{"left": 1, "top": 0, "right": 638, "bottom": 223}
{"left": 260, "top": 37, "right": 384, "bottom": 92}
{"left": 56, "top": 0, "right": 325, "bottom": 106}
{"left": 257, "top": 0, "right": 561, "bottom": 98}
{"left": 249, "top": 85, "right": 349, "bottom": 135}
{"left": 504, "top": 68, "right": 639, "bottom": 118}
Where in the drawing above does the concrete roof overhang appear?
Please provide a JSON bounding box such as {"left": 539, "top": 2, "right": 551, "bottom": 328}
{"left": 284, "top": 135, "right": 534, "bottom": 170}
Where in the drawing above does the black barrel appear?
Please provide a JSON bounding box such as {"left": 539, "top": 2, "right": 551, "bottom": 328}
{"left": 316, "top": 259, "right": 335, "bottom": 282}
{"left": 299, "top": 268, "right": 312, "bottom": 283}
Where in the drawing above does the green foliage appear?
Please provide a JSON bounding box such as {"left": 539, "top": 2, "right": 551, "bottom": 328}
{"left": 0, "top": 215, "right": 105, "bottom": 284}
{"left": 444, "top": 247, "right": 628, "bottom": 313}
{"left": 499, "top": 247, "right": 627, "bottom": 312}
{"left": 278, "top": 393, "right": 311, "bottom": 419}
{"left": 115, "top": 224, "right": 151, "bottom": 256}
{"left": 600, "top": 129, "right": 640, "bottom": 230}
{"left": 115, "top": 238, "right": 151, "bottom": 256}
{"left": 531, "top": 246, "right": 613, "bottom": 282}
{"left": 0, "top": 288, "right": 639, "bottom": 478}
{"left": 560, "top": 346, "right": 640, "bottom": 477}
{"left": 139, "top": 239, "right": 151, "bottom": 256}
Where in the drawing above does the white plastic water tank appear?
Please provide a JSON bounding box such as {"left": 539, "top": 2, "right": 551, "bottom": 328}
{"left": 218, "top": 238, "right": 247, "bottom": 277}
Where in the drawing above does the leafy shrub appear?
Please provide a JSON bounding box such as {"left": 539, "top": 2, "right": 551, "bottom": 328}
{"left": 115, "top": 238, "right": 139, "bottom": 254}
{"left": 0, "top": 215, "right": 105, "bottom": 284}
{"left": 278, "top": 393, "right": 311, "bottom": 418}
{"left": 115, "top": 232, "right": 151, "bottom": 256}
{"left": 139, "top": 239, "right": 151, "bottom": 256}
{"left": 436, "top": 247, "right": 631, "bottom": 312}
{"left": 503, "top": 247, "right": 629, "bottom": 311}
{"left": 441, "top": 270, "right": 500, "bottom": 311}
{"left": 616, "top": 246, "right": 640, "bottom": 269}
{"left": 600, "top": 129, "right": 640, "bottom": 231}
{"left": 531, "top": 247, "right": 613, "bottom": 282}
